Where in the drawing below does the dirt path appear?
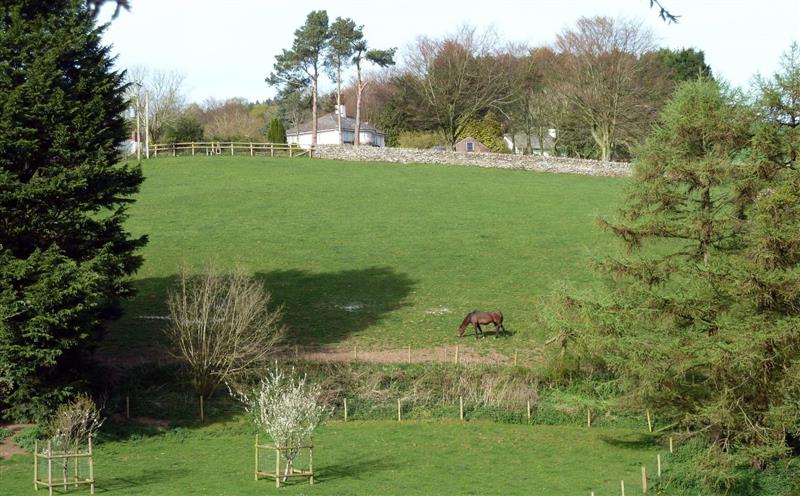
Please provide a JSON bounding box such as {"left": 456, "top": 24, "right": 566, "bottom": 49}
{"left": 0, "top": 423, "right": 34, "bottom": 459}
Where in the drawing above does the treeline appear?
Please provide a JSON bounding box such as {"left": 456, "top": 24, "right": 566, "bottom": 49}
{"left": 124, "top": 68, "right": 287, "bottom": 144}
{"left": 269, "top": 13, "right": 711, "bottom": 159}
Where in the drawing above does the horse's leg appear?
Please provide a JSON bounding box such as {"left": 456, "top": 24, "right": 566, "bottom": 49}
{"left": 475, "top": 323, "right": 483, "bottom": 339}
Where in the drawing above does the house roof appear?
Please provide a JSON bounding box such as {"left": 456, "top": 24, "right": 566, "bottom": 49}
{"left": 286, "top": 113, "right": 385, "bottom": 136}
{"left": 503, "top": 133, "right": 555, "bottom": 150}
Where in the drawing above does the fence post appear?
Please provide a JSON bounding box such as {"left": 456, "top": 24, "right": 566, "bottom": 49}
{"left": 289, "top": 146, "right": 293, "bottom": 158}
{"left": 587, "top": 409, "right": 592, "bottom": 428}
{"left": 657, "top": 454, "right": 661, "bottom": 477}
{"left": 230, "top": 142, "right": 234, "bottom": 156}
{"left": 459, "top": 396, "right": 464, "bottom": 420}
{"left": 250, "top": 142, "right": 254, "bottom": 156}
{"left": 527, "top": 400, "right": 531, "bottom": 421}
{"left": 620, "top": 479, "right": 625, "bottom": 496}
{"left": 397, "top": 399, "right": 401, "bottom": 421}
{"left": 344, "top": 398, "right": 348, "bottom": 422}
{"left": 88, "top": 436, "right": 94, "bottom": 495}
{"left": 172, "top": 143, "right": 176, "bottom": 157}
{"left": 270, "top": 144, "right": 274, "bottom": 157}
{"left": 275, "top": 446, "right": 280, "bottom": 488}
{"left": 669, "top": 436, "right": 673, "bottom": 453}
{"left": 191, "top": 142, "right": 195, "bottom": 156}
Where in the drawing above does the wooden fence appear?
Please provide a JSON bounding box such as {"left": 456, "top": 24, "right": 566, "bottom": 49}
{"left": 146, "top": 142, "right": 315, "bottom": 159}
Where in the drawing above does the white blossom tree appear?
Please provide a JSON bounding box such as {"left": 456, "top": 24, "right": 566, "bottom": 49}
{"left": 237, "top": 368, "right": 328, "bottom": 479}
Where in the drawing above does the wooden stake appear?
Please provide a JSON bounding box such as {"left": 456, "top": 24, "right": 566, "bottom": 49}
{"left": 34, "top": 440, "right": 38, "bottom": 490}
{"left": 587, "top": 409, "right": 592, "bottom": 428}
{"left": 88, "top": 437, "right": 94, "bottom": 495}
{"left": 275, "top": 445, "right": 280, "bottom": 488}
{"left": 47, "top": 440, "right": 52, "bottom": 496}
{"left": 407, "top": 345, "right": 411, "bottom": 364}
{"left": 527, "top": 400, "right": 531, "bottom": 420}
{"left": 620, "top": 479, "right": 625, "bottom": 496}
{"left": 354, "top": 345, "right": 358, "bottom": 360}
{"left": 344, "top": 398, "right": 348, "bottom": 422}
{"left": 657, "top": 454, "right": 661, "bottom": 477}
{"left": 309, "top": 446, "right": 314, "bottom": 485}
{"left": 641, "top": 466, "right": 647, "bottom": 493}
{"left": 255, "top": 435, "right": 259, "bottom": 480}
{"left": 200, "top": 395, "right": 204, "bottom": 423}
{"left": 397, "top": 399, "right": 401, "bottom": 421}
{"left": 126, "top": 394, "right": 130, "bottom": 420}
{"left": 459, "top": 396, "right": 464, "bottom": 420}
{"left": 669, "top": 436, "right": 673, "bottom": 453}
{"left": 646, "top": 409, "right": 653, "bottom": 432}
{"left": 455, "top": 345, "right": 459, "bottom": 365}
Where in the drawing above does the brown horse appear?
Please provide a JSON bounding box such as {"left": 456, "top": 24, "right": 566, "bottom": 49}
{"left": 457, "top": 310, "right": 506, "bottom": 339}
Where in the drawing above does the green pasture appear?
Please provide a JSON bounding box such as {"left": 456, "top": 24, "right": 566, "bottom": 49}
{"left": 0, "top": 420, "right": 664, "bottom": 495}
{"left": 107, "top": 156, "right": 626, "bottom": 356}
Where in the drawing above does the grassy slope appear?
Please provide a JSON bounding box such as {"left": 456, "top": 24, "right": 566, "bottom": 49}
{"left": 107, "top": 156, "right": 625, "bottom": 356}
{"left": 0, "top": 420, "right": 662, "bottom": 495}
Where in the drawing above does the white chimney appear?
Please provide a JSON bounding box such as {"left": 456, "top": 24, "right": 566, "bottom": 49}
{"left": 338, "top": 105, "right": 347, "bottom": 118}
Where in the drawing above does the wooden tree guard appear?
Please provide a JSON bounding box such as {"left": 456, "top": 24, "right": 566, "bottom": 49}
{"left": 34, "top": 439, "right": 95, "bottom": 495}
{"left": 254, "top": 435, "right": 314, "bottom": 488}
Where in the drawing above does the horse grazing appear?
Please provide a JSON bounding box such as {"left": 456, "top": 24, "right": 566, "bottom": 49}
{"left": 457, "top": 310, "right": 506, "bottom": 339}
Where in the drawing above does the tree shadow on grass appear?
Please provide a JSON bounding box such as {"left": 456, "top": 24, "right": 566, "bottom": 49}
{"left": 93, "top": 467, "right": 181, "bottom": 493}
{"left": 312, "top": 455, "right": 396, "bottom": 483}
{"left": 599, "top": 432, "right": 659, "bottom": 450}
{"left": 255, "top": 266, "right": 415, "bottom": 346}
{"left": 105, "top": 265, "right": 414, "bottom": 351}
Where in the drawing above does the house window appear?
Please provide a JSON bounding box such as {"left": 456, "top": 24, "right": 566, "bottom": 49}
{"left": 466, "top": 141, "right": 474, "bottom": 152}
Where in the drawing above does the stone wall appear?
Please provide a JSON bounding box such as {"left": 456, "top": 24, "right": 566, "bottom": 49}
{"left": 314, "top": 145, "right": 631, "bottom": 177}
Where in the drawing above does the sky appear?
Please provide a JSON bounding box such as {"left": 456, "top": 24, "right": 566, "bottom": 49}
{"left": 99, "top": 0, "right": 800, "bottom": 104}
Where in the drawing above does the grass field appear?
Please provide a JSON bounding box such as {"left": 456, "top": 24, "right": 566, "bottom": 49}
{"left": 0, "top": 419, "right": 664, "bottom": 495}
{"left": 106, "top": 155, "right": 625, "bottom": 357}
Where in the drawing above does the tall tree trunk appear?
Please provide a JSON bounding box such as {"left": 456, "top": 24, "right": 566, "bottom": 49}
{"left": 311, "top": 72, "right": 318, "bottom": 147}
{"left": 355, "top": 64, "right": 362, "bottom": 146}
{"left": 336, "top": 63, "right": 343, "bottom": 145}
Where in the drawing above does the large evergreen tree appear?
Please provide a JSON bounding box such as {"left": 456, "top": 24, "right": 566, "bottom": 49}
{"left": 562, "top": 67, "right": 800, "bottom": 491}
{"left": 0, "top": 0, "right": 147, "bottom": 420}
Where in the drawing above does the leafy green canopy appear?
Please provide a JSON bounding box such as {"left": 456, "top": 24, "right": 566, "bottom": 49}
{"left": 560, "top": 55, "right": 800, "bottom": 492}
{"left": 0, "top": 0, "right": 146, "bottom": 420}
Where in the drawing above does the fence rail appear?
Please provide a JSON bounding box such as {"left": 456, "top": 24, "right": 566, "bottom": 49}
{"left": 145, "top": 142, "right": 315, "bottom": 159}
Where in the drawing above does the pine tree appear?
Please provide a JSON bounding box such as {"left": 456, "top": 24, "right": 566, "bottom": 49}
{"left": 0, "top": 0, "right": 147, "bottom": 420}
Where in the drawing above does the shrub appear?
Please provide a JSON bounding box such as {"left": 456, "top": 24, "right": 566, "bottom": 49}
{"left": 165, "top": 264, "right": 286, "bottom": 399}
{"left": 397, "top": 131, "right": 444, "bottom": 149}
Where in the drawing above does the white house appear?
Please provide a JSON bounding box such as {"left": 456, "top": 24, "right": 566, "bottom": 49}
{"left": 286, "top": 106, "right": 386, "bottom": 147}
{"left": 503, "top": 128, "right": 557, "bottom": 155}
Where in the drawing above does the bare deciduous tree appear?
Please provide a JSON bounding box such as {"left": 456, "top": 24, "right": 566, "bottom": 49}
{"left": 553, "top": 16, "right": 669, "bottom": 160}
{"left": 201, "top": 98, "right": 265, "bottom": 140}
{"left": 126, "top": 66, "right": 187, "bottom": 143}
{"left": 405, "top": 26, "right": 517, "bottom": 149}
{"left": 165, "top": 265, "right": 285, "bottom": 399}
